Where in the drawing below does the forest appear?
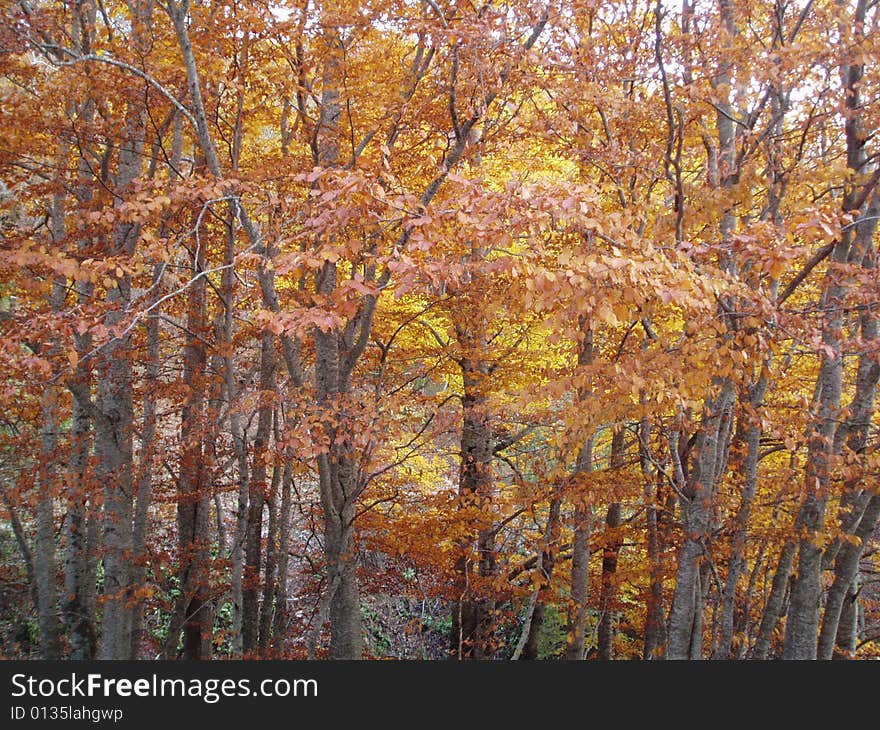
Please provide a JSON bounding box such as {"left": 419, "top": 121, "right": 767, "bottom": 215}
{"left": 0, "top": 0, "right": 878, "bottom": 661}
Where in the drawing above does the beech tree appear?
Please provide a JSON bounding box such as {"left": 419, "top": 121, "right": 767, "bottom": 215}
{"left": 1, "top": 0, "right": 879, "bottom": 661}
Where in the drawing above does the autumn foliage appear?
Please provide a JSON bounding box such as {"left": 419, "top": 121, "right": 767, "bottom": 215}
{"left": 0, "top": 0, "right": 879, "bottom": 660}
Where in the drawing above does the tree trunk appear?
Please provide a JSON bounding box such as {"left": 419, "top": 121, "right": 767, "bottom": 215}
{"left": 450, "top": 342, "right": 495, "bottom": 660}
{"left": 64, "top": 4, "right": 98, "bottom": 656}
{"left": 737, "top": 544, "right": 765, "bottom": 658}
{"left": 36, "top": 380, "right": 62, "bottom": 659}
{"left": 243, "top": 332, "right": 275, "bottom": 655}
{"left": 1, "top": 493, "right": 38, "bottom": 616}
{"left": 33, "top": 185, "right": 69, "bottom": 660}
{"left": 688, "top": 565, "right": 706, "bottom": 659}
{"left": 231, "top": 428, "right": 249, "bottom": 656}
{"left": 95, "top": 310, "right": 135, "bottom": 661}
{"left": 752, "top": 539, "right": 795, "bottom": 659}
{"left": 669, "top": 0, "right": 738, "bottom": 660}
{"left": 597, "top": 428, "right": 626, "bottom": 660}
{"left": 639, "top": 415, "right": 666, "bottom": 659}
{"left": 817, "top": 226, "right": 879, "bottom": 658}
{"left": 667, "top": 383, "right": 734, "bottom": 659}
{"left": 520, "top": 488, "right": 562, "bottom": 660}
{"left": 818, "top": 494, "right": 880, "bottom": 659}
{"left": 65, "top": 378, "right": 96, "bottom": 660}
{"left": 565, "top": 455, "right": 593, "bottom": 660}
{"left": 259, "top": 441, "right": 282, "bottom": 655}
{"left": 176, "top": 217, "right": 213, "bottom": 660}
{"left": 324, "top": 489, "right": 361, "bottom": 659}
{"left": 565, "top": 323, "right": 595, "bottom": 660}
{"left": 223, "top": 202, "right": 249, "bottom": 656}
{"left": 129, "top": 271, "right": 160, "bottom": 659}
{"left": 833, "top": 579, "right": 858, "bottom": 660}
{"left": 715, "top": 372, "right": 768, "bottom": 658}
{"left": 95, "top": 0, "right": 153, "bottom": 661}
{"left": 308, "top": 29, "right": 365, "bottom": 661}
{"left": 271, "top": 458, "right": 294, "bottom": 647}
{"left": 784, "top": 0, "right": 874, "bottom": 659}
{"left": 129, "top": 110, "right": 177, "bottom": 652}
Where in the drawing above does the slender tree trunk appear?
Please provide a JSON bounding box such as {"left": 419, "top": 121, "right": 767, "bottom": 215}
{"left": 129, "top": 106, "right": 177, "bottom": 652}
{"left": 520, "top": 488, "right": 562, "bottom": 660}
{"left": 259, "top": 438, "right": 282, "bottom": 655}
{"left": 717, "top": 65, "right": 786, "bottom": 658}
{"left": 818, "top": 494, "right": 880, "bottom": 659}
{"left": 65, "top": 381, "right": 96, "bottom": 660}
{"left": 224, "top": 202, "right": 249, "bottom": 656}
{"left": 212, "top": 23, "right": 248, "bottom": 659}
{"left": 565, "top": 449, "right": 593, "bottom": 660}
{"left": 834, "top": 579, "right": 858, "bottom": 660}
{"left": 752, "top": 539, "right": 796, "bottom": 659}
{"left": 669, "top": 0, "right": 738, "bottom": 660}
{"left": 667, "top": 383, "right": 734, "bottom": 659}
{"left": 597, "top": 428, "right": 626, "bottom": 659}
{"left": 513, "top": 589, "right": 541, "bottom": 661}
{"left": 129, "top": 270, "right": 160, "bottom": 658}
{"left": 737, "top": 544, "right": 765, "bottom": 658}
{"left": 1, "top": 493, "right": 38, "bottom": 614}
{"left": 33, "top": 180, "right": 71, "bottom": 660}
{"left": 271, "top": 458, "right": 294, "bottom": 647}
{"left": 717, "top": 69, "right": 786, "bottom": 660}
{"left": 715, "top": 373, "right": 768, "bottom": 658}
{"left": 95, "top": 0, "right": 153, "bottom": 661}
{"left": 36, "top": 380, "right": 62, "bottom": 659}
{"left": 639, "top": 415, "right": 666, "bottom": 659}
{"left": 231, "top": 428, "right": 249, "bottom": 655}
{"left": 243, "top": 332, "right": 275, "bottom": 655}
{"left": 64, "top": 4, "right": 98, "bottom": 655}
{"left": 784, "top": 0, "right": 873, "bottom": 659}
{"left": 176, "top": 217, "right": 213, "bottom": 660}
{"left": 450, "top": 326, "right": 496, "bottom": 660}
{"left": 565, "top": 324, "right": 595, "bottom": 660}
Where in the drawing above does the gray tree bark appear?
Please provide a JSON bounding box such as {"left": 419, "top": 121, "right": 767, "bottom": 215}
{"left": 242, "top": 333, "right": 275, "bottom": 655}
{"left": 752, "top": 539, "right": 796, "bottom": 659}
{"left": 667, "top": 383, "right": 735, "bottom": 659}
{"left": 259, "top": 420, "right": 282, "bottom": 655}
{"left": 639, "top": 414, "right": 667, "bottom": 659}
{"left": 669, "top": 0, "right": 739, "bottom": 660}
{"left": 450, "top": 336, "right": 496, "bottom": 660}
{"left": 565, "top": 324, "right": 595, "bottom": 660}
{"left": 129, "top": 297, "right": 158, "bottom": 659}
{"left": 597, "top": 427, "right": 626, "bottom": 660}
{"left": 818, "top": 494, "right": 880, "bottom": 659}
{"left": 92, "top": 0, "right": 154, "bottom": 662}
{"left": 715, "top": 374, "right": 768, "bottom": 659}
{"left": 784, "top": 0, "right": 875, "bottom": 659}
{"left": 520, "top": 487, "right": 562, "bottom": 660}
{"left": 57, "top": 0, "right": 97, "bottom": 660}
{"left": 36, "top": 358, "right": 63, "bottom": 659}
{"left": 130, "top": 114, "right": 179, "bottom": 658}
{"left": 62, "top": 0, "right": 99, "bottom": 662}
{"left": 271, "top": 458, "right": 294, "bottom": 646}
{"left": 176, "top": 205, "right": 213, "bottom": 660}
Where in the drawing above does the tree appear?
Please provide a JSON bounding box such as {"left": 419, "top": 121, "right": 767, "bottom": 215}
{"left": 1, "top": 0, "right": 879, "bottom": 662}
